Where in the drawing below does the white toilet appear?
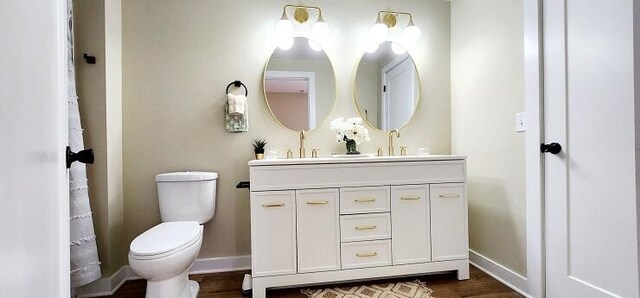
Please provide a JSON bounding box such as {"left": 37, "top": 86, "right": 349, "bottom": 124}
{"left": 128, "top": 171, "right": 218, "bottom": 298}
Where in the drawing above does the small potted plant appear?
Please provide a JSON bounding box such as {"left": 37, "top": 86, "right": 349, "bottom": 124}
{"left": 252, "top": 139, "right": 267, "bottom": 160}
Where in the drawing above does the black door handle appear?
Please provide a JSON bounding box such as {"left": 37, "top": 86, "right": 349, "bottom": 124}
{"left": 540, "top": 143, "right": 562, "bottom": 155}
{"left": 66, "top": 146, "right": 94, "bottom": 169}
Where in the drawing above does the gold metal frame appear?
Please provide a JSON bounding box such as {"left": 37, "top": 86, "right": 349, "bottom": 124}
{"left": 377, "top": 10, "right": 415, "bottom": 28}
{"left": 262, "top": 37, "right": 339, "bottom": 134}
{"left": 352, "top": 41, "right": 423, "bottom": 133}
{"left": 282, "top": 4, "right": 324, "bottom": 24}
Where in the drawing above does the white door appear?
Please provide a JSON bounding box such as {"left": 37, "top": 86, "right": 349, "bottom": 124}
{"left": 542, "top": 1, "right": 639, "bottom": 297}
{"left": 0, "top": 0, "right": 69, "bottom": 297}
{"left": 382, "top": 57, "right": 416, "bottom": 130}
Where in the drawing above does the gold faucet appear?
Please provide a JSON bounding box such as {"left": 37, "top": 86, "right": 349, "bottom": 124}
{"left": 299, "top": 130, "right": 306, "bottom": 158}
{"left": 388, "top": 129, "right": 400, "bottom": 156}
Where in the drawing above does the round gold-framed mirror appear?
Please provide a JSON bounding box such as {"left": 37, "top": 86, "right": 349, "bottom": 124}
{"left": 354, "top": 41, "right": 420, "bottom": 131}
{"left": 263, "top": 37, "right": 337, "bottom": 132}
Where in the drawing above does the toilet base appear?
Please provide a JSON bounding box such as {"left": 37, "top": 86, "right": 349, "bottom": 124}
{"left": 145, "top": 270, "right": 199, "bottom": 298}
{"left": 188, "top": 280, "right": 200, "bottom": 298}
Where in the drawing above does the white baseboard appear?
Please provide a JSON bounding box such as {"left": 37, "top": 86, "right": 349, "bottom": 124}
{"left": 76, "top": 255, "right": 251, "bottom": 298}
{"left": 190, "top": 255, "right": 251, "bottom": 274}
{"left": 469, "top": 249, "right": 531, "bottom": 298}
{"left": 75, "top": 265, "right": 135, "bottom": 298}
{"left": 78, "top": 252, "right": 529, "bottom": 297}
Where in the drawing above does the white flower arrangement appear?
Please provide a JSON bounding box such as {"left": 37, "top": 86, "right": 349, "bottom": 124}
{"left": 330, "top": 117, "right": 371, "bottom": 145}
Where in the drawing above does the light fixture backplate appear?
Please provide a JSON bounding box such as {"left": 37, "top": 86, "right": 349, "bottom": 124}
{"left": 383, "top": 13, "right": 397, "bottom": 28}
{"left": 294, "top": 7, "right": 310, "bottom": 23}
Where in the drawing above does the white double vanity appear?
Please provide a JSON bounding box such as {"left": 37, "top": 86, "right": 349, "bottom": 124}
{"left": 248, "top": 155, "right": 469, "bottom": 297}
{"left": 250, "top": 15, "right": 469, "bottom": 296}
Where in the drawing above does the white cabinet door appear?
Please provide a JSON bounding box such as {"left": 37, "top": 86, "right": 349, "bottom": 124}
{"left": 250, "top": 191, "right": 297, "bottom": 277}
{"left": 430, "top": 184, "right": 468, "bottom": 261}
{"left": 296, "top": 189, "right": 341, "bottom": 273}
{"left": 391, "top": 185, "right": 430, "bottom": 265}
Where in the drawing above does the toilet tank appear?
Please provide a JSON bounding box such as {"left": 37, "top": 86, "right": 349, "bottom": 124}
{"left": 155, "top": 171, "right": 218, "bottom": 224}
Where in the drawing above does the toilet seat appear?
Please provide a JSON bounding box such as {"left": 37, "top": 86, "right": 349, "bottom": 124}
{"left": 130, "top": 221, "right": 202, "bottom": 260}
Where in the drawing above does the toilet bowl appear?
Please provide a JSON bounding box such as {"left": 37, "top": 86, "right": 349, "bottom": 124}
{"left": 128, "top": 171, "right": 218, "bottom": 298}
{"left": 129, "top": 221, "right": 203, "bottom": 298}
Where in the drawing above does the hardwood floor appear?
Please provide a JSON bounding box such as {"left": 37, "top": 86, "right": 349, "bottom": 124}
{"left": 105, "top": 265, "right": 522, "bottom": 298}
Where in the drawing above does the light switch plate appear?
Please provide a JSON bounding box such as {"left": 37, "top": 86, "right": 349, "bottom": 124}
{"left": 516, "top": 112, "right": 526, "bottom": 132}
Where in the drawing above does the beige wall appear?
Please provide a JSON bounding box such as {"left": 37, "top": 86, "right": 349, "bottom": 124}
{"left": 73, "top": 0, "right": 124, "bottom": 276}
{"left": 122, "top": 0, "right": 451, "bottom": 262}
{"left": 451, "top": 0, "right": 527, "bottom": 275}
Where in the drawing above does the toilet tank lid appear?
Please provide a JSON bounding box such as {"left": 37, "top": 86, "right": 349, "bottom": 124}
{"left": 156, "top": 171, "right": 218, "bottom": 182}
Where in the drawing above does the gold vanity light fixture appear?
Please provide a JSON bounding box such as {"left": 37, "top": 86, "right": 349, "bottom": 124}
{"left": 275, "top": 5, "right": 330, "bottom": 51}
{"left": 369, "top": 11, "right": 422, "bottom": 49}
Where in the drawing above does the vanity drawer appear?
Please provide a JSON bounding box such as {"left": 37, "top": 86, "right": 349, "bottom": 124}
{"left": 340, "top": 213, "right": 391, "bottom": 242}
{"left": 341, "top": 240, "right": 392, "bottom": 269}
{"left": 340, "top": 187, "right": 390, "bottom": 214}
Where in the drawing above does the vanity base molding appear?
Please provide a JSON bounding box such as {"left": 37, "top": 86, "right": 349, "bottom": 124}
{"left": 251, "top": 259, "right": 469, "bottom": 298}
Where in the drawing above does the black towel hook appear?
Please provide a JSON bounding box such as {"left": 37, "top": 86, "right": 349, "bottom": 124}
{"left": 226, "top": 80, "right": 248, "bottom": 96}
{"left": 83, "top": 53, "right": 96, "bottom": 64}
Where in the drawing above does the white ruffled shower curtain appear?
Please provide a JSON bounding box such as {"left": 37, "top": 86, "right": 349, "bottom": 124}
{"left": 67, "top": 0, "right": 101, "bottom": 287}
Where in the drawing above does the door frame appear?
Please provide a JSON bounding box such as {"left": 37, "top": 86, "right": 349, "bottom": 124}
{"left": 53, "top": 0, "right": 71, "bottom": 294}
{"left": 265, "top": 70, "right": 317, "bottom": 129}
{"left": 523, "top": 0, "right": 545, "bottom": 297}
{"left": 380, "top": 55, "right": 416, "bottom": 131}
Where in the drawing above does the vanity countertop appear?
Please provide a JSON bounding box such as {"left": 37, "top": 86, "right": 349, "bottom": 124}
{"left": 248, "top": 155, "right": 466, "bottom": 166}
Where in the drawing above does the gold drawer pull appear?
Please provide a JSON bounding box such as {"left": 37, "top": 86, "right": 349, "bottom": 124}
{"left": 306, "top": 200, "right": 329, "bottom": 205}
{"left": 400, "top": 196, "right": 421, "bottom": 200}
{"left": 355, "top": 225, "right": 377, "bottom": 230}
{"left": 439, "top": 194, "right": 460, "bottom": 198}
{"left": 356, "top": 252, "right": 378, "bottom": 258}
{"left": 355, "top": 198, "right": 376, "bottom": 203}
{"left": 262, "top": 203, "right": 285, "bottom": 208}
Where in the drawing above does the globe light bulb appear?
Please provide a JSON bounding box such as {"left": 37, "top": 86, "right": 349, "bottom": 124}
{"left": 391, "top": 42, "right": 406, "bottom": 55}
{"left": 308, "top": 39, "right": 322, "bottom": 51}
{"left": 402, "top": 19, "right": 421, "bottom": 45}
{"left": 275, "top": 11, "right": 294, "bottom": 41}
{"left": 311, "top": 15, "right": 330, "bottom": 44}
{"left": 365, "top": 41, "right": 379, "bottom": 54}
{"left": 278, "top": 37, "right": 294, "bottom": 50}
{"left": 370, "top": 19, "right": 388, "bottom": 44}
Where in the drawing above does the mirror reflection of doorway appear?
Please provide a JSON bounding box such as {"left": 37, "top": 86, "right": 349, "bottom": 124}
{"left": 265, "top": 71, "right": 316, "bottom": 131}
{"left": 381, "top": 55, "right": 418, "bottom": 131}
